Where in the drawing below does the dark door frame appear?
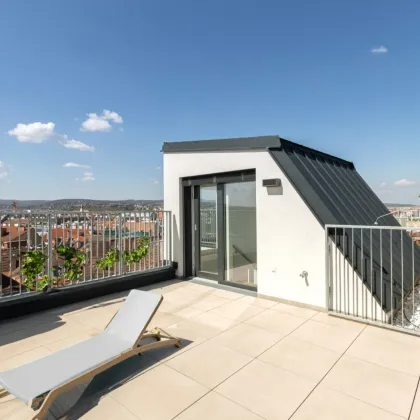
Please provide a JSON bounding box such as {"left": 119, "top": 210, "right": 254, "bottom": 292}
{"left": 183, "top": 185, "right": 193, "bottom": 278}
{"left": 183, "top": 170, "right": 257, "bottom": 290}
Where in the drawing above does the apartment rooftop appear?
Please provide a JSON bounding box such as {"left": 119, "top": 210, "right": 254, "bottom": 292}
{"left": 2, "top": 279, "right": 420, "bottom": 420}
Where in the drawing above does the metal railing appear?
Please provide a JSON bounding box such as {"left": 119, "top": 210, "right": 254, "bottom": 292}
{"left": 0, "top": 211, "right": 172, "bottom": 300}
{"left": 326, "top": 224, "right": 420, "bottom": 333}
{"left": 200, "top": 208, "right": 217, "bottom": 247}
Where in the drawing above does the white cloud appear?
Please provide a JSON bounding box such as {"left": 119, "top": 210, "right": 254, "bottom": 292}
{"left": 8, "top": 121, "right": 95, "bottom": 152}
{"left": 80, "top": 110, "right": 123, "bottom": 132}
{"left": 77, "top": 171, "right": 95, "bottom": 182}
{"left": 63, "top": 140, "right": 95, "bottom": 152}
{"left": 0, "top": 161, "right": 5, "bottom": 168}
{"left": 380, "top": 182, "right": 387, "bottom": 188}
{"left": 63, "top": 162, "right": 91, "bottom": 168}
{"left": 152, "top": 179, "right": 160, "bottom": 184}
{"left": 119, "top": 127, "right": 124, "bottom": 132}
{"left": 8, "top": 122, "right": 56, "bottom": 143}
{"left": 0, "top": 172, "right": 8, "bottom": 179}
{"left": 81, "top": 113, "right": 112, "bottom": 132}
{"left": 371, "top": 45, "right": 388, "bottom": 54}
{"left": 394, "top": 178, "right": 416, "bottom": 187}
{"left": 102, "top": 110, "right": 123, "bottom": 124}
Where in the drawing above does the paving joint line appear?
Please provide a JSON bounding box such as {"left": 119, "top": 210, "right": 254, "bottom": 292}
{"left": 288, "top": 323, "right": 367, "bottom": 419}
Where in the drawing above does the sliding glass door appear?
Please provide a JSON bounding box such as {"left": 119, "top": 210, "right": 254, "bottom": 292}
{"left": 189, "top": 171, "right": 257, "bottom": 289}
{"left": 224, "top": 181, "right": 257, "bottom": 287}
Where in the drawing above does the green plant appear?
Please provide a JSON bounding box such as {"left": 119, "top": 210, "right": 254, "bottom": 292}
{"left": 122, "top": 238, "right": 150, "bottom": 265}
{"left": 96, "top": 247, "right": 120, "bottom": 270}
{"left": 21, "top": 250, "right": 48, "bottom": 291}
{"left": 56, "top": 244, "right": 87, "bottom": 283}
{"left": 36, "top": 275, "right": 50, "bottom": 292}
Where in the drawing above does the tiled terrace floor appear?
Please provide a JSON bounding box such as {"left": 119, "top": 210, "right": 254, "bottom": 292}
{"left": 2, "top": 279, "right": 420, "bottom": 419}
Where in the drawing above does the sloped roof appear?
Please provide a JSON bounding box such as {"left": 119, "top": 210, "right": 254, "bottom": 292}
{"left": 268, "top": 139, "right": 420, "bottom": 313}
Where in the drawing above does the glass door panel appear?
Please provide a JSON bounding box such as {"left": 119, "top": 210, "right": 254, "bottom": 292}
{"left": 224, "top": 181, "right": 257, "bottom": 287}
{"left": 198, "top": 185, "right": 219, "bottom": 276}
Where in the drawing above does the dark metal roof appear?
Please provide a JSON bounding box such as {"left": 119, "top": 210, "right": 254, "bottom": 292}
{"left": 269, "top": 140, "right": 420, "bottom": 314}
{"left": 162, "top": 135, "right": 281, "bottom": 153}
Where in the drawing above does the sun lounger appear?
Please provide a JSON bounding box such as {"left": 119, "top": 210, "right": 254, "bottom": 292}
{"left": 0, "top": 290, "right": 181, "bottom": 419}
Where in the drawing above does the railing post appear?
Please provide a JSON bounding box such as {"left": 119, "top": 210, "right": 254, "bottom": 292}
{"left": 47, "top": 214, "right": 52, "bottom": 291}
{"left": 325, "top": 226, "right": 330, "bottom": 311}
{"left": 119, "top": 213, "right": 123, "bottom": 275}
{"left": 169, "top": 211, "right": 172, "bottom": 263}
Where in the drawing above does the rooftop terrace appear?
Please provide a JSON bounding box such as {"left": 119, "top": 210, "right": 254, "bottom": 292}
{"left": 2, "top": 279, "right": 420, "bottom": 420}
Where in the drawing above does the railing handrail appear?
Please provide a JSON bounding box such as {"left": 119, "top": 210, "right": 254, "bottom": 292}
{"left": 325, "top": 223, "right": 419, "bottom": 231}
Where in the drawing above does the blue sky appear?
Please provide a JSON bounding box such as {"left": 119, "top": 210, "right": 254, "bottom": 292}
{"left": 1, "top": 0, "right": 419, "bottom": 203}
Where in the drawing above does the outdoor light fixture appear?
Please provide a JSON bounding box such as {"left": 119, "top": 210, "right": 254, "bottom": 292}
{"left": 373, "top": 210, "right": 398, "bottom": 225}
{"left": 262, "top": 178, "right": 281, "bottom": 188}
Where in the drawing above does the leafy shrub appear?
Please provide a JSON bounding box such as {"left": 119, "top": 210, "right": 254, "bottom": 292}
{"left": 56, "top": 244, "right": 87, "bottom": 283}
{"left": 96, "top": 247, "right": 120, "bottom": 270}
{"left": 21, "top": 250, "right": 48, "bottom": 291}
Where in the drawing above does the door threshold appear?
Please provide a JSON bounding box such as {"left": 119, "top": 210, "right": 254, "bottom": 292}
{"left": 188, "top": 277, "right": 257, "bottom": 297}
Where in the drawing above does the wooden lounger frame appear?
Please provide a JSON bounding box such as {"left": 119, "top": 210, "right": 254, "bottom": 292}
{"left": 0, "top": 314, "right": 181, "bottom": 420}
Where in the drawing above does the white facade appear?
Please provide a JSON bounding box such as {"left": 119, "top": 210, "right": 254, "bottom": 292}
{"left": 164, "top": 149, "right": 328, "bottom": 309}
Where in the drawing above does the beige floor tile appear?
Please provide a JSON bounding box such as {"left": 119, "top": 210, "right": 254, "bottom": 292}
{"left": 161, "top": 319, "right": 215, "bottom": 343}
{"left": 175, "top": 391, "right": 262, "bottom": 420}
{"left": 190, "top": 295, "right": 231, "bottom": 311}
{"left": 215, "top": 359, "right": 316, "bottom": 420}
{"left": 211, "top": 288, "right": 243, "bottom": 300}
{"left": 259, "top": 336, "right": 340, "bottom": 381}
{"left": 74, "top": 396, "right": 139, "bottom": 420}
{"left": 152, "top": 280, "right": 188, "bottom": 293}
{"left": 150, "top": 312, "right": 184, "bottom": 329}
{"left": 164, "top": 320, "right": 210, "bottom": 343}
{"left": 322, "top": 355, "right": 418, "bottom": 418}
{"left": 347, "top": 326, "right": 420, "bottom": 376}
{"left": 65, "top": 309, "right": 115, "bottom": 330}
{"left": 166, "top": 341, "right": 252, "bottom": 388}
{"left": 0, "top": 312, "right": 61, "bottom": 337}
{"left": 245, "top": 309, "right": 307, "bottom": 336}
{"left": 183, "top": 282, "right": 215, "bottom": 293}
{"left": 210, "top": 323, "right": 282, "bottom": 358}
{"left": 158, "top": 299, "right": 191, "bottom": 314}
{"left": 291, "top": 385, "right": 405, "bottom": 420}
{"left": 409, "top": 387, "right": 420, "bottom": 420}
{"left": 111, "top": 364, "right": 208, "bottom": 420}
{"left": 270, "top": 302, "right": 318, "bottom": 319}
{"left": 191, "top": 311, "right": 238, "bottom": 336}
{"left": 164, "top": 288, "right": 210, "bottom": 304}
{"left": 209, "top": 300, "right": 265, "bottom": 322}
{"left": 312, "top": 312, "right": 365, "bottom": 332}
{"left": 145, "top": 322, "right": 208, "bottom": 363}
{"left": 239, "top": 295, "right": 278, "bottom": 308}
{"left": 174, "top": 306, "right": 204, "bottom": 320}
{"left": 0, "top": 398, "right": 30, "bottom": 419}
{"left": 0, "top": 346, "right": 51, "bottom": 371}
{"left": 290, "top": 320, "right": 362, "bottom": 353}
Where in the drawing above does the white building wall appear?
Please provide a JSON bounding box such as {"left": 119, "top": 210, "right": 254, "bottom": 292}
{"left": 164, "top": 150, "right": 327, "bottom": 309}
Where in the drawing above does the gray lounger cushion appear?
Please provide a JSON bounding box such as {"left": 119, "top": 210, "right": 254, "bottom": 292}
{"left": 0, "top": 290, "right": 162, "bottom": 403}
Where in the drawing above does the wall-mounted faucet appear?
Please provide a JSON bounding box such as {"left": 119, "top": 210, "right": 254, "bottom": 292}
{"left": 300, "top": 271, "right": 309, "bottom": 286}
